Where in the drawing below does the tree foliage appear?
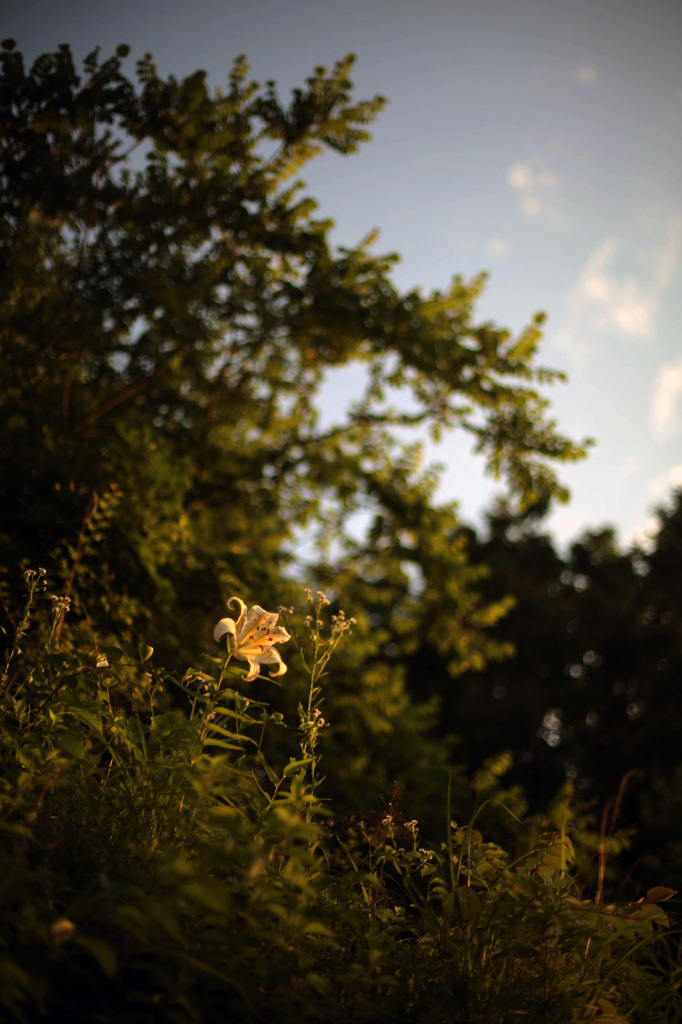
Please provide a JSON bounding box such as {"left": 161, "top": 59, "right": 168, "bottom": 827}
{"left": 0, "top": 38, "right": 588, "bottom": 676}
{"left": 415, "top": 489, "right": 682, "bottom": 895}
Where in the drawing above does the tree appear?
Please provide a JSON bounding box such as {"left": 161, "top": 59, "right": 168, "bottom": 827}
{"left": 413, "top": 491, "right": 682, "bottom": 893}
{"left": 0, "top": 39, "right": 589, "bottom": 809}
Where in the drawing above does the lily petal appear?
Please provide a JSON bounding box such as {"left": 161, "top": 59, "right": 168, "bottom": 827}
{"left": 214, "top": 617, "right": 238, "bottom": 643}
{"left": 237, "top": 647, "right": 288, "bottom": 682}
{"left": 226, "top": 596, "right": 247, "bottom": 629}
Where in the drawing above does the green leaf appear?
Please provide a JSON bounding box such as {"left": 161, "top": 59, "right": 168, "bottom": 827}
{"left": 257, "top": 751, "right": 280, "bottom": 786}
{"left": 644, "top": 886, "right": 677, "bottom": 903}
{"left": 43, "top": 653, "right": 68, "bottom": 669}
{"left": 102, "top": 647, "right": 124, "bottom": 665}
{"left": 57, "top": 732, "right": 86, "bottom": 758}
{"left": 16, "top": 745, "right": 38, "bottom": 769}
{"left": 202, "top": 738, "right": 243, "bottom": 752}
{"left": 204, "top": 723, "right": 255, "bottom": 744}
{"left": 138, "top": 643, "right": 154, "bottom": 663}
{"left": 453, "top": 885, "right": 482, "bottom": 923}
{"left": 283, "top": 757, "right": 312, "bottom": 777}
{"left": 299, "top": 921, "right": 333, "bottom": 937}
{"left": 68, "top": 707, "right": 104, "bottom": 733}
{"left": 454, "top": 828, "right": 483, "bottom": 846}
{"left": 75, "top": 936, "right": 118, "bottom": 979}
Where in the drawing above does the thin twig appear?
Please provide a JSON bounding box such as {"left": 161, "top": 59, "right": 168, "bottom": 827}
{"left": 74, "top": 370, "right": 161, "bottom": 431}
{"left": 595, "top": 769, "right": 643, "bottom": 906}
{"left": 55, "top": 490, "right": 99, "bottom": 641}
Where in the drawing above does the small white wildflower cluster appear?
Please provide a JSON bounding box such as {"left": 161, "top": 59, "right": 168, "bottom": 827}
{"left": 330, "top": 608, "right": 357, "bottom": 636}
{"left": 299, "top": 706, "right": 331, "bottom": 739}
{"left": 50, "top": 595, "right": 72, "bottom": 615}
{"left": 301, "top": 588, "right": 356, "bottom": 648}
{"left": 24, "top": 568, "right": 47, "bottom": 590}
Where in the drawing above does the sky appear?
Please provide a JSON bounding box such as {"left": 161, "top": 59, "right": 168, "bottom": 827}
{"left": 4, "top": 0, "right": 682, "bottom": 551}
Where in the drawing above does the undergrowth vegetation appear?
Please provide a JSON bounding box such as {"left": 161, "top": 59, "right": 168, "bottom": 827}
{"left": 1, "top": 570, "right": 680, "bottom": 1023}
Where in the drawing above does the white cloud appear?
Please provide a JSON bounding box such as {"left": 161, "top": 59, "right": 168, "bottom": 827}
{"left": 580, "top": 239, "right": 656, "bottom": 338}
{"left": 507, "top": 162, "right": 534, "bottom": 191}
{"left": 520, "top": 195, "right": 542, "bottom": 218}
{"left": 485, "top": 236, "right": 514, "bottom": 257}
{"left": 506, "top": 159, "right": 565, "bottom": 229}
{"left": 653, "top": 224, "right": 679, "bottom": 290}
{"left": 553, "top": 224, "right": 681, "bottom": 367}
{"left": 647, "top": 462, "right": 682, "bottom": 499}
{"left": 650, "top": 358, "right": 682, "bottom": 441}
{"left": 612, "top": 299, "right": 652, "bottom": 335}
{"left": 572, "top": 64, "right": 596, "bottom": 84}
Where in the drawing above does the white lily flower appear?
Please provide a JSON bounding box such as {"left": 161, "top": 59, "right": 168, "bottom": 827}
{"left": 214, "top": 597, "right": 291, "bottom": 682}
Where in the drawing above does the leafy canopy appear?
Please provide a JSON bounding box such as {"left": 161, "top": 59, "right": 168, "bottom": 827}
{"left": 0, "top": 38, "right": 589, "bottom": 680}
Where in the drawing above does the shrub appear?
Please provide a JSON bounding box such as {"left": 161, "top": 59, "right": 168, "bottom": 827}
{"left": 0, "top": 573, "right": 679, "bottom": 1022}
